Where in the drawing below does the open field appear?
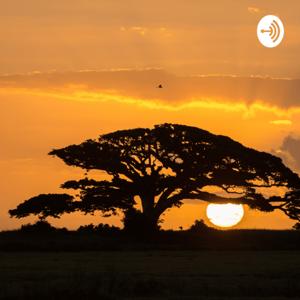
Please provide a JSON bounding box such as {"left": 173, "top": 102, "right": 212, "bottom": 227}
{"left": 0, "top": 250, "right": 300, "bottom": 299}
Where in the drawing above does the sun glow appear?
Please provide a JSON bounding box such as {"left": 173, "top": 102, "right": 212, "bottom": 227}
{"left": 206, "top": 204, "right": 244, "bottom": 227}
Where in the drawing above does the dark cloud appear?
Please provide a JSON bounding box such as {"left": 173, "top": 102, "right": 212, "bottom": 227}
{"left": 280, "top": 136, "right": 300, "bottom": 171}
{"left": 272, "top": 135, "right": 300, "bottom": 174}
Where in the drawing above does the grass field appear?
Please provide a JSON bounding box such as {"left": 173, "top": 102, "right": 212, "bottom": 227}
{"left": 0, "top": 250, "right": 300, "bottom": 299}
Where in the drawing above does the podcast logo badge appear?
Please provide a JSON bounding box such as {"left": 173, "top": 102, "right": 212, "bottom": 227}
{"left": 257, "top": 15, "right": 284, "bottom": 48}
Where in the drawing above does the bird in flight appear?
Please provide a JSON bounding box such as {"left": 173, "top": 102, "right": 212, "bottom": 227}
{"left": 157, "top": 84, "right": 163, "bottom": 89}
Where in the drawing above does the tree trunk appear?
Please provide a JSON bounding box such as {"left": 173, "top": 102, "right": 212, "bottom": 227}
{"left": 123, "top": 194, "right": 161, "bottom": 234}
{"left": 141, "top": 194, "right": 160, "bottom": 233}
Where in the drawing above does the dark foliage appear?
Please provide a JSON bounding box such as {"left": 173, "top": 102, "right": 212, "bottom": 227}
{"left": 188, "top": 219, "right": 213, "bottom": 233}
{"left": 0, "top": 228, "right": 300, "bottom": 251}
{"left": 293, "top": 222, "right": 300, "bottom": 230}
{"left": 19, "top": 220, "right": 68, "bottom": 234}
{"left": 77, "top": 223, "right": 120, "bottom": 234}
{"left": 9, "top": 193, "right": 75, "bottom": 220}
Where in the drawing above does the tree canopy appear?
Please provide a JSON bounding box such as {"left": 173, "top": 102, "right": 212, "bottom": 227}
{"left": 9, "top": 124, "right": 300, "bottom": 231}
{"left": 9, "top": 194, "right": 74, "bottom": 220}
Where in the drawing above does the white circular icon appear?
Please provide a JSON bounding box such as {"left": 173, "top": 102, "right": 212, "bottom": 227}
{"left": 257, "top": 15, "right": 284, "bottom": 48}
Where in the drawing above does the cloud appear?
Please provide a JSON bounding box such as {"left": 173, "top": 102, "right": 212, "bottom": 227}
{"left": 120, "top": 26, "right": 172, "bottom": 37}
{"left": 247, "top": 7, "right": 260, "bottom": 14}
{"left": 130, "top": 26, "right": 147, "bottom": 36}
{"left": 274, "top": 135, "right": 300, "bottom": 173}
{"left": 1, "top": 70, "right": 300, "bottom": 112}
{"left": 1, "top": 1, "right": 300, "bottom": 77}
{"left": 120, "top": 26, "right": 148, "bottom": 36}
{"left": 270, "top": 120, "right": 292, "bottom": 126}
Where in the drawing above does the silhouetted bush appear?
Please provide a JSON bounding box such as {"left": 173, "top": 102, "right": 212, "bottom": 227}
{"left": 0, "top": 227, "right": 300, "bottom": 251}
{"left": 77, "top": 223, "right": 120, "bottom": 234}
{"left": 188, "top": 219, "right": 214, "bottom": 233}
{"left": 19, "top": 220, "right": 67, "bottom": 234}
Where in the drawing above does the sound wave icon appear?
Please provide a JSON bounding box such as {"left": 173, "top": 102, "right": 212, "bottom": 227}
{"left": 257, "top": 15, "right": 284, "bottom": 48}
{"left": 261, "top": 20, "right": 281, "bottom": 43}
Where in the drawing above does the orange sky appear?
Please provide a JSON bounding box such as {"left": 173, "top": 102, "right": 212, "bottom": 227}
{"left": 1, "top": 1, "right": 300, "bottom": 230}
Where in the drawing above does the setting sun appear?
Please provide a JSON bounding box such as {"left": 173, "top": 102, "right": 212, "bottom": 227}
{"left": 206, "top": 204, "right": 244, "bottom": 228}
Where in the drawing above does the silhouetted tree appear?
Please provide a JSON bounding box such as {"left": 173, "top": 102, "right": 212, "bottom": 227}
{"left": 9, "top": 124, "right": 300, "bottom": 232}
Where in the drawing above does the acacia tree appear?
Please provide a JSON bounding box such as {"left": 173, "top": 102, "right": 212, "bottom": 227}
{"left": 9, "top": 124, "right": 300, "bottom": 231}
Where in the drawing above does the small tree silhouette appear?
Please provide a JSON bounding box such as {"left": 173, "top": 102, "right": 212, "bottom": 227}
{"left": 9, "top": 124, "right": 300, "bottom": 232}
